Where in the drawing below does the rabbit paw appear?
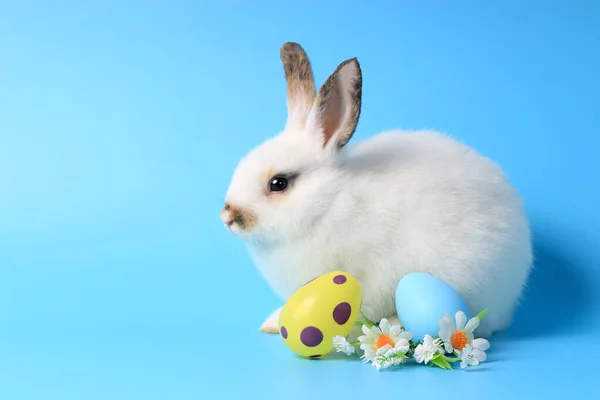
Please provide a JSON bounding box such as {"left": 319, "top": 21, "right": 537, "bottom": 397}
{"left": 259, "top": 307, "right": 281, "bottom": 334}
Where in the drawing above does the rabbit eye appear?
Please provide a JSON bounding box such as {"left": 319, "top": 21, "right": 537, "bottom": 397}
{"left": 269, "top": 176, "right": 288, "bottom": 192}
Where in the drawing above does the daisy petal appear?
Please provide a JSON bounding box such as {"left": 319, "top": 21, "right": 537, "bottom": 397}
{"left": 357, "top": 335, "right": 370, "bottom": 344}
{"left": 389, "top": 324, "right": 401, "bottom": 337}
{"left": 379, "top": 318, "right": 391, "bottom": 334}
{"left": 472, "top": 338, "right": 490, "bottom": 351}
{"left": 444, "top": 343, "right": 454, "bottom": 353}
{"left": 438, "top": 313, "right": 454, "bottom": 330}
{"left": 363, "top": 324, "right": 380, "bottom": 337}
{"left": 439, "top": 327, "right": 455, "bottom": 342}
{"left": 363, "top": 350, "right": 376, "bottom": 362}
{"left": 472, "top": 349, "right": 487, "bottom": 362}
{"left": 438, "top": 329, "right": 452, "bottom": 342}
{"left": 455, "top": 311, "right": 467, "bottom": 331}
{"left": 395, "top": 338, "right": 410, "bottom": 353}
{"left": 464, "top": 317, "right": 480, "bottom": 334}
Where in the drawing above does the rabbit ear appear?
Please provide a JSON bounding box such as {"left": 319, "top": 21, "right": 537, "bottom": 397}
{"left": 280, "top": 42, "right": 316, "bottom": 130}
{"left": 310, "top": 57, "right": 362, "bottom": 150}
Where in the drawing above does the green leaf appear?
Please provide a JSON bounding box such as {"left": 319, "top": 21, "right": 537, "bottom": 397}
{"left": 430, "top": 356, "right": 453, "bottom": 370}
{"left": 442, "top": 357, "right": 453, "bottom": 370}
{"left": 476, "top": 308, "right": 489, "bottom": 320}
{"left": 359, "top": 311, "right": 376, "bottom": 326}
{"left": 429, "top": 357, "right": 450, "bottom": 370}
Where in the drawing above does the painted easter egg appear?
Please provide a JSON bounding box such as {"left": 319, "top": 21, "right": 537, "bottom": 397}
{"left": 278, "top": 271, "right": 362, "bottom": 359}
{"left": 395, "top": 272, "right": 470, "bottom": 339}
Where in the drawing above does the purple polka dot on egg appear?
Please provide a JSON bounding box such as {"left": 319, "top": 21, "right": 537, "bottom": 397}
{"left": 280, "top": 326, "right": 288, "bottom": 339}
{"left": 300, "top": 326, "right": 323, "bottom": 347}
{"left": 333, "top": 302, "right": 352, "bottom": 325}
{"left": 333, "top": 274, "right": 347, "bottom": 284}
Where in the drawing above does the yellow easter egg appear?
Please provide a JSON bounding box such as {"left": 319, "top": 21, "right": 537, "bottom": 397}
{"left": 278, "top": 271, "right": 362, "bottom": 359}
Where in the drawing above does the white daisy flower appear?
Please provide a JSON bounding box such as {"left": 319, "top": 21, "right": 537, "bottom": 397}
{"left": 459, "top": 342, "right": 489, "bottom": 368}
{"left": 357, "top": 318, "right": 412, "bottom": 362}
{"left": 332, "top": 335, "right": 355, "bottom": 355}
{"left": 413, "top": 335, "right": 442, "bottom": 364}
{"left": 438, "top": 311, "right": 481, "bottom": 355}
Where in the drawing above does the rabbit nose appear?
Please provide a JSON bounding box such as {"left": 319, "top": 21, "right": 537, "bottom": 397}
{"left": 219, "top": 202, "right": 257, "bottom": 231}
{"left": 220, "top": 204, "right": 232, "bottom": 223}
{"left": 221, "top": 202, "right": 243, "bottom": 226}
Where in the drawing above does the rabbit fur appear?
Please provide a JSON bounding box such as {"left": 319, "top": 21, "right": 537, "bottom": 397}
{"left": 220, "top": 42, "right": 532, "bottom": 338}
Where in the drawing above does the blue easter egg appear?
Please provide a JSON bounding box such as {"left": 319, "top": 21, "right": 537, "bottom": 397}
{"left": 395, "top": 272, "right": 470, "bottom": 339}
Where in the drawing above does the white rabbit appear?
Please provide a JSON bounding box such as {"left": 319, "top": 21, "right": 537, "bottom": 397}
{"left": 220, "top": 42, "right": 532, "bottom": 338}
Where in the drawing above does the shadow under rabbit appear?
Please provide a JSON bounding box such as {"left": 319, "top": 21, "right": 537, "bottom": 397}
{"left": 503, "top": 227, "right": 593, "bottom": 340}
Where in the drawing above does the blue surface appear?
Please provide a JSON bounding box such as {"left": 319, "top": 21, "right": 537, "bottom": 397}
{"left": 1, "top": 1, "right": 599, "bottom": 399}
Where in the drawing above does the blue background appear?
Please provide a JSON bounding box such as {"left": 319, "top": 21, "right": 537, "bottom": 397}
{"left": 1, "top": 1, "right": 599, "bottom": 398}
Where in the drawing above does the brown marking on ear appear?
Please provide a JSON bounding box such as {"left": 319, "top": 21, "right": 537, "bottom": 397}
{"left": 225, "top": 203, "right": 258, "bottom": 230}
{"left": 280, "top": 42, "right": 316, "bottom": 128}
{"left": 314, "top": 57, "right": 362, "bottom": 149}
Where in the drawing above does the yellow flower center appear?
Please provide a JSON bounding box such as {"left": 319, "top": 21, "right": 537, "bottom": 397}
{"left": 451, "top": 331, "right": 469, "bottom": 350}
{"left": 376, "top": 335, "right": 394, "bottom": 349}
